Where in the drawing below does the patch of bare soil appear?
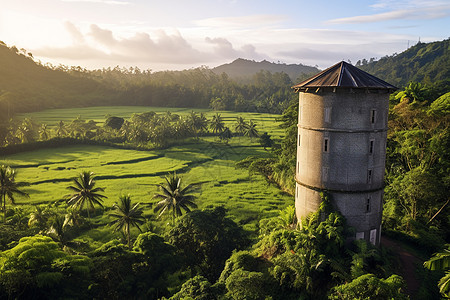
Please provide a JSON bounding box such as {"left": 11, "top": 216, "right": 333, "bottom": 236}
{"left": 381, "top": 236, "right": 422, "bottom": 298}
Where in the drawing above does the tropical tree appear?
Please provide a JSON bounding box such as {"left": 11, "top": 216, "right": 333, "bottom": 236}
{"left": 210, "top": 113, "right": 225, "bottom": 134}
{"left": 0, "top": 165, "right": 29, "bottom": 223}
{"left": 66, "top": 171, "right": 106, "bottom": 219}
{"left": 170, "top": 275, "right": 215, "bottom": 300}
{"left": 245, "top": 120, "right": 259, "bottom": 140}
{"left": 0, "top": 235, "right": 92, "bottom": 299}
{"left": 189, "top": 111, "right": 208, "bottom": 138}
{"left": 38, "top": 124, "right": 50, "bottom": 140}
{"left": 109, "top": 195, "right": 146, "bottom": 248}
{"left": 258, "top": 205, "right": 298, "bottom": 236}
{"left": 0, "top": 124, "right": 8, "bottom": 147}
{"left": 394, "top": 81, "right": 428, "bottom": 105}
{"left": 166, "top": 207, "right": 248, "bottom": 281}
{"left": 258, "top": 132, "right": 273, "bottom": 150}
{"left": 220, "top": 127, "right": 233, "bottom": 143}
{"left": 210, "top": 97, "right": 227, "bottom": 111}
{"left": 198, "top": 113, "right": 209, "bottom": 134}
{"left": 55, "top": 120, "right": 67, "bottom": 137}
{"left": 46, "top": 214, "right": 67, "bottom": 244}
{"left": 234, "top": 116, "right": 248, "bottom": 135}
{"left": 329, "top": 273, "right": 408, "bottom": 299}
{"left": 424, "top": 245, "right": 450, "bottom": 298}
{"left": 63, "top": 208, "right": 84, "bottom": 228}
{"left": 7, "top": 207, "right": 28, "bottom": 230}
{"left": 104, "top": 116, "right": 125, "bottom": 130}
{"left": 28, "top": 205, "right": 53, "bottom": 230}
{"left": 153, "top": 173, "right": 197, "bottom": 221}
{"left": 271, "top": 248, "right": 328, "bottom": 297}
{"left": 4, "top": 122, "right": 19, "bottom": 146}
{"left": 16, "top": 118, "right": 36, "bottom": 143}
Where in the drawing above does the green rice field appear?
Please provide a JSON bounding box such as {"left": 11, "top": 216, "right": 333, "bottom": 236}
{"left": 2, "top": 106, "right": 293, "bottom": 235}
{"left": 18, "top": 106, "right": 285, "bottom": 139}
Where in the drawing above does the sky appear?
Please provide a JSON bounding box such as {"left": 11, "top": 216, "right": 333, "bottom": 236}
{"left": 0, "top": 0, "right": 449, "bottom": 71}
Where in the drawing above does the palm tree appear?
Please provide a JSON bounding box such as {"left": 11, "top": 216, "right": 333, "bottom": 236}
{"left": 63, "top": 208, "right": 84, "bottom": 228}
{"left": 219, "top": 127, "right": 233, "bottom": 143}
{"left": 245, "top": 120, "right": 259, "bottom": 140}
{"left": 424, "top": 245, "right": 450, "bottom": 297}
{"left": 109, "top": 195, "right": 146, "bottom": 248}
{"left": 39, "top": 124, "right": 50, "bottom": 140}
{"left": 210, "top": 113, "right": 225, "bottom": 134}
{"left": 234, "top": 116, "right": 248, "bottom": 136}
{"left": 16, "top": 118, "right": 36, "bottom": 143}
{"left": 0, "top": 165, "right": 29, "bottom": 223}
{"left": 66, "top": 171, "right": 106, "bottom": 219}
{"left": 46, "top": 214, "right": 67, "bottom": 245}
{"left": 4, "top": 122, "right": 19, "bottom": 146}
{"left": 28, "top": 205, "right": 52, "bottom": 230}
{"left": 189, "top": 111, "right": 208, "bottom": 138}
{"left": 153, "top": 173, "right": 197, "bottom": 222}
{"left": 55, "top": 120, "right": 67, "bottom": 137}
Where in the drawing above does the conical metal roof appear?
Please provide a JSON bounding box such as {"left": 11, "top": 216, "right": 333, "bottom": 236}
{"left": 292, "top": 61, "right": 397, "bottom": 92}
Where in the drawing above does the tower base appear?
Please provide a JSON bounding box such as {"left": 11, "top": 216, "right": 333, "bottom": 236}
{"left": 295, "top": 183, "right": 383, "bottom": 246}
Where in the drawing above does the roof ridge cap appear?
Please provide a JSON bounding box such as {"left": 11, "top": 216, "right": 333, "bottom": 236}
{"left": 337, "top": 61, "right": 345, "bottom": 86}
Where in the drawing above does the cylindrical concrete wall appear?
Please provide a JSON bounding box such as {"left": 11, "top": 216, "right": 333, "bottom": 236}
{"left": 295, "top": 89, "right": 389, "bottom": 245}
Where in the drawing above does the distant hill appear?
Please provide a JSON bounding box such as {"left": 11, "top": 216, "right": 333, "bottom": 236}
{"left": 359, "top": 38, "right": 450, "bottom": 89}
{"left": 212, "top": 58, "right": 320, "bottom": 83}
{"left": 0, "top": 43, "right": 117, "bottom": 120}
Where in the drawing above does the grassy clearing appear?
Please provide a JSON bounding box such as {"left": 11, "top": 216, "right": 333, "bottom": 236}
{"left": 2, "top": 107, "right": 293, "bottom": 235}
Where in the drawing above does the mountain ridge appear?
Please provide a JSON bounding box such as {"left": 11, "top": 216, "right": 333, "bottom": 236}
{"left": 212, "top": 58, "right": 320, "bottom": 82}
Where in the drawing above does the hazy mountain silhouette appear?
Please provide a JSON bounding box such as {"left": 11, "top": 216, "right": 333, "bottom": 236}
{"left": 212, "top": 58, "right": 320, "bottom": 83}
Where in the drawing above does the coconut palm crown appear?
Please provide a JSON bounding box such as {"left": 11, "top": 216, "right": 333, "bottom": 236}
{"left": 234, "top": 116, "right": 248, "bottom": 135}
{"left": 210, "top": 113, "right": 225, "bottom": 134}
{"left": 66, "top": 171, "right": 106, "bottom": 217}
{"left": 0, "top": 165, "right": 29, "bottom": 223}
{"left": 153, "top": 173, "right": 197, "bottom": 220}
{"left": 110, "top": 195, "right": 145, "bottom": 248}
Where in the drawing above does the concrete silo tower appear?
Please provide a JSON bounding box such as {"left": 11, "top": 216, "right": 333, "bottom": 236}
{"left": 292, "top": 61, "right": 396, "bottom": 246}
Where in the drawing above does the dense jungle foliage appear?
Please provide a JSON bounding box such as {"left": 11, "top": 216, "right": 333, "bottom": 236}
{"left": 0, "top": 193, "right": 416, "bottom": 299}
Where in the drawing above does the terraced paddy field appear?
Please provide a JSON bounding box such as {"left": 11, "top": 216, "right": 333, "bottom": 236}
{"left": 3, "top": 107, "right": 293, "bottom": 241}
{"left": 18, "top": 106, "right": 285, "bottom": 139}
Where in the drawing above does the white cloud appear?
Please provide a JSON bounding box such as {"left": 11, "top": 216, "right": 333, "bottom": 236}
{"left": 195, "top": 14, "right": 287, "bottom": 29}
{"left": 370, "top": 0, "right": 448, "bottom": 10}
{"left": 64, "top": 21, "right": 85, "bottom": 43}
{"left": 33, "top": 22, "right": 267, "bottom": 67}
{"left": 205, "top": 37, "right": 265, "bottom": 60}
{"left": 327, "top": 2, "right": 450, "bottom": 24}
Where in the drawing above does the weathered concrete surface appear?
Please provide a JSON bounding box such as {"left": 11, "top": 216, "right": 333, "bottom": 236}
{"left": 295, "top": 89, "right": 389, "bottom": 245}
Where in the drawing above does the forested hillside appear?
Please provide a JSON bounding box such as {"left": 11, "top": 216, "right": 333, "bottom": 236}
{"left": 0, "top": 42, "right": 299, "bottom": 119}
{"left": 359, "top": 38, "right": 450, "bottom": 90}
{"left": 0, "top": 42, "right": 117, "bottom": 119}
{"left": 2, "top": 39, "right": 449, "bottom": 121}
